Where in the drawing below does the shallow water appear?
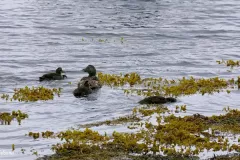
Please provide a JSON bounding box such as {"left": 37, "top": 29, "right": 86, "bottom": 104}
{"left": 0, "top": 0, "right": 240, "bottom": 159}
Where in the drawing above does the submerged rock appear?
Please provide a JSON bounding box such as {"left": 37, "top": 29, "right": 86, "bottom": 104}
{"left": 138, "top": 96, "right": 177, "bottom": 104}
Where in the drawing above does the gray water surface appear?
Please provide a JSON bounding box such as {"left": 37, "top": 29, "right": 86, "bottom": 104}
{"left": 0, "top": 0, "right": 240, "bottom": 159}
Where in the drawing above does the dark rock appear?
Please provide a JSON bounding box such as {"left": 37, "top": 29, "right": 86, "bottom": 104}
{"left": 139, "top": 96, "right": 177, "bottom": 104}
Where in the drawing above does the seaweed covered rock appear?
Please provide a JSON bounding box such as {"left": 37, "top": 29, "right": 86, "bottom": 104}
{"left": 139, "top": 96, "right": 176, "bottom": 104}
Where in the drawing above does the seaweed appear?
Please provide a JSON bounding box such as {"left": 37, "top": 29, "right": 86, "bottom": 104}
{"left": 33, "top": 108, "right": 240, "bottom": 160}
{"left": 0, "top": 110, "right": 28, "bottom": 125}
{"left": 216, "top": 60, "right": 240, "bottom": 69}
{"left": 97, "top": 72, "right": 235, "bottom": 97}
{"left": 1, "top": 86, "right": 61, "bottom": 102}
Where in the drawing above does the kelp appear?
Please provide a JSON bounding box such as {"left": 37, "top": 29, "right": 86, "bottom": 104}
{"left": 28, "top": 131, "right": 54, "bottom": 139}
{"left": 215, "top": 154, "right": 240, "bottom": 160}
{"left": 98, "top": 72, "right": 141, "bottom": 87}
{"left": 78, "top": 105, "right": 169, "bottom": 129}
{"left": 217, "top": 60, "right": 240, "bottom": 69}
{"left": 132, "top": 104, "right": 170, "bottom": 117}
{"left": 208, "top": 109, "right": 240, "bottom": 133}
{"left": 97, "top": 72, "right": 235, "bottom": 97}
{"left": 1, "top": 86, "right": 61, "bottom": 102}
{"left": 125, "top": 76, "right": 234, "bottom": 97}
{"left": 79, "top": 115, "right": 141, "bottom": 128}
{"left": 0, "top": 110, "right": 28, "bottom": 125}
{"left": 32, "top": 108, "right": 240, "bottom": 160}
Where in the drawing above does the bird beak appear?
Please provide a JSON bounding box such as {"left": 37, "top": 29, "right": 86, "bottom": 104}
{"left": 82, "top": 68, "right": 86, "bottom": 72}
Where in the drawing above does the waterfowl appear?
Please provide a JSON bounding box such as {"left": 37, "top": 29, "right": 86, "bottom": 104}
{"left": 39, "top": 67, "right": 67, "bottom": 82}
{"left": 138, "top": 96, "right": 177, "bottom": 104}
{"left": 73, "top": 81, "right": 92, "bottom": 97}
{"left": 78, "top": 65, "right": 102, "bottom": 90}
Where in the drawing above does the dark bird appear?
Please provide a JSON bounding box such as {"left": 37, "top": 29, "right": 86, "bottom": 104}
{"left": 39, "top": 67, "right": 67, "bottom": 82}
{"left": 73, "top": 80, "right": 92, "bottom": 97}
{"left": 139, "top": 96, "right": 177, "bottom": 104}
{"left": 78, "top": 65, "right": 102, "bottom": 90}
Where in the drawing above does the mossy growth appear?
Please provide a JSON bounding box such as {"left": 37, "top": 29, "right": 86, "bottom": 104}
{"left": 78, "top": 105, "right": 169, "bottom": 129}
{"left": 98, "top": 72, "right": 141, "bottom": 87}
{"left": 97, "top": 72, "right": 235, "bottom": 97}
{"left": 217, "top": 60, "right": 240, "bottom": 69}
{"left": 0, "top": 110, "right": 28, "bottom": 125}
{"left": 214, "top": 154, "right": 240, "bottom": 160}
{"left": 208, "top": 108, "right": 240, "bottom": 133}
{"left": 132, "top": 104, "right": 170, "bottom": 117}
{"left": 34, "top": 107, "right": 240, "bottom": 160}
{"left": 1, "top": 86, "right": 61, "bottom": 102}
{"left": 12, "top": 144, "right": 15, "bottom": 151}
{"left": 28, "top": 131, "right": 54, "bottom": 139}
{"left": 126, "top": 76, "right": 234, "bottom": 97}
{"left": 79, "top": 115, "right": 141, "bottom": 128}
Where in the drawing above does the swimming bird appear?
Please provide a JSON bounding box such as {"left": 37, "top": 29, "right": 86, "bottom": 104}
{"left": 73, "top": 80, "right": 92, "bottom": 97}
{"left": 78, "top": 65, "right": 102, "bottom": 90}
{"left": 138, "top": 96, "right": 177, "bottom": 104}
{"left": 39, "top": 67, "right": 67, "bottom": 82}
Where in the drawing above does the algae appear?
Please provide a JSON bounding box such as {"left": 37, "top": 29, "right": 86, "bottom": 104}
{"left": 0, "top": 110, "right": 28, "bottom": 125}
{"left": 79, "top": 115, "right": 141, "bottom": 128}
{"left": 32, "top": 108, "right": 240, "bottom": 160}
{"left": 217, "top": 60, "right": 240, "bottom": 69}
{"left": 97, "top": 72, "right": 235, "bottom": 97}
{"left": 28, "top": 131, "right": 54, "bottom": 139}
{"left": 1, "top": 86, "right": 61, "bottom": 102}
